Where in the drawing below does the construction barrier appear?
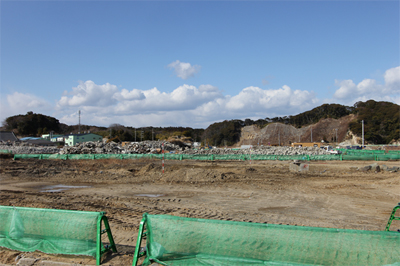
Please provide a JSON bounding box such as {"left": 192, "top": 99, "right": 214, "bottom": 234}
{"left": 0, "top": 206, "right": 116, "bottom": 265}
{"left": 133, "top": 212, "right": 400, "bottom": 266}
{"left": 0, "top": 149, "right": 13, "bottom": 154}
{"left": 13, "top": 153, "right": 399, "bottom": 161}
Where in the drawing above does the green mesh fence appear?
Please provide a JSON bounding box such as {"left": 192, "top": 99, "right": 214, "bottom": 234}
{"left": 341, "top": 154, "right": 376, "bottom": 161}
{"left": 0, "top": 206, "right": 100, "bottom": 257}
{"left": 377, "top": 153, "right": 400, "bottom": 161}
{"left": 0, "top": 149, "right": 13, "bottom": 154}
{"left": 309, "top": 154, "right": 341, "bottom": 161}
{"left": 135, "top": 213, "right": 400, "bottom": 266}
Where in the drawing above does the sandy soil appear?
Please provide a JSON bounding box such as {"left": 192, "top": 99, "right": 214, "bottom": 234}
{"left": 1, "top": 156, "right": 399, "bottom": 265}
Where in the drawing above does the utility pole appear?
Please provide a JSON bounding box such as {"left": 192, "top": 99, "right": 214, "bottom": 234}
{"left": 362, "top": 120, "right": 364, "bottom": 147}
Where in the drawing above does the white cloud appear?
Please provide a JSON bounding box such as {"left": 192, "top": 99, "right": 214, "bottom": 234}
{"left": 0, "top": 92, "right": 52, "bottom": 125}
{"left": 52, "top": 80, "right": 316, "bottom": 127}
{"left": 5, "top": 92, "right": 52, "bottom": 115}
{"left": 167, "top": 60, "right": 201, "bottom": 79}
{"left": 57, "top": 80, "right": 118, "bottom": 107}
{"left": 225, "top": 85, "right": 317, "bottom": 114}
{"left": 384, "top": 66, "right": 400, "bottom": 92}
{"left": 333, "top": 66, "right": 400, "bottom": 104}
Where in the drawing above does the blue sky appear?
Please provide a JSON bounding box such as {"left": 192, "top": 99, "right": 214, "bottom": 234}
{"left": 1, "top": 1, "right": 399, "bottom": 128}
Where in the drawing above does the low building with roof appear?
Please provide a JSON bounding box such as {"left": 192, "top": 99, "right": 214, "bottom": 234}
{"left": 0, "top": 131, "right": 19, "bottom": 142}
{"left": 64, "top": 133, "right": 103, "bottom": 146}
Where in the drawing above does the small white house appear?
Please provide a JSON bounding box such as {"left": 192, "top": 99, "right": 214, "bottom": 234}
{"left": 64, "top": 133, "right": 103, "bottom": 146}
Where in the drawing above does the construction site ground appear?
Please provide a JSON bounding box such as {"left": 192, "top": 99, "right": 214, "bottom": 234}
{"left": 0, "top": 155, "right": 399, "bottom": 265}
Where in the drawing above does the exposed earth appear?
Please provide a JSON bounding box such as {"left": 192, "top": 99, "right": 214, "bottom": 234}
{"left": 1, "top": 155, "right": 399, "bottom": 265}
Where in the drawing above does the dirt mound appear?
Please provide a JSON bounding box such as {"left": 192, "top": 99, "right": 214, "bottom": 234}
{"left": 238, "top": 115, "right": 355, "bottom": 146}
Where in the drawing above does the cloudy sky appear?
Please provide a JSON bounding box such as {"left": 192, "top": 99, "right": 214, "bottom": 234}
{"left": 1, "top": 1, "right": 399, "bottom": 129}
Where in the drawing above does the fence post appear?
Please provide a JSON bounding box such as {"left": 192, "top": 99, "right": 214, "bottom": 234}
{"left": 162, "top": 143, "right": 164, "bottom": 174}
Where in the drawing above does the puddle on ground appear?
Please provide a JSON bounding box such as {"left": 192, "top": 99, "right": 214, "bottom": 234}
{"left": 40, "top": 184, "right": 91, "bottom": 192}
{"left": 134, "top": 194, "right": 164, "bottom": 198}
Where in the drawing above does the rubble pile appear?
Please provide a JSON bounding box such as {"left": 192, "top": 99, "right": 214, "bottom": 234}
{"left": 0, "top": 141, "right": 59, "bottom": 154}
{"left": 59, "top": 141, "right": 184, "bottom": 154}
{"left": 2, "top": 140, "right": 334, "bottom": 156}
{"left": 182, "top": 146, "right": 332, "bottom": 156}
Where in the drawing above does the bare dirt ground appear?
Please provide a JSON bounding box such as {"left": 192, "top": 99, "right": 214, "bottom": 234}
{"left": 1, "top": 156, "right": 399, "bottom": 265}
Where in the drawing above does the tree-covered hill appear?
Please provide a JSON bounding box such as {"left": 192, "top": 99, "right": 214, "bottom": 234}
{"left": 349, "top": 100, "right": 399, "bottom": 144}
{"left": 266, "top": 103, "right": 354, "bottom": 127}
{"left": 3, "top": 112, "right": 62, "bottom": 136}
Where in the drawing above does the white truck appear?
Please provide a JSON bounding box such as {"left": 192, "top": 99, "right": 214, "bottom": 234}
{"left": 322, "top": 145, "right": 341, "bottom": 154}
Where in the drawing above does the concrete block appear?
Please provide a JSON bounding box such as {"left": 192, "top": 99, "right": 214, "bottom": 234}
{"left": 289, "top": 163, "right": 309, "bottom": 172}
{"left": 370, "top": 163, "right": 380, "bottom": 172}
{"left": 16, "top": 258, "right": 37, "bottom": 266}
{"left": 360, "top": 166, "right": 371, "bottom": 172}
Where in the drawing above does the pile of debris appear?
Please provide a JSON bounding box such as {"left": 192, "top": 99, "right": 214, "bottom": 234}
{"left": 59, "top": 141, "right": 184, "bottom": 154}
{"left": 0, "top": 141, "right": 59, "bottom": 154}
{"left": 182, "top": 146, "right": 332, "bottom": 156}
{"left": 1, "top": 140, "right": 335, "bottom": 156}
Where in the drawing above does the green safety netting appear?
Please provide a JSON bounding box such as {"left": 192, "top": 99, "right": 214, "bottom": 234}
{"left": 0, "top": 149, "right": 12, "bottom": 154}
{"left": 309, "top": 154, "right": 341, "bottom": 161}
{"left": 136, "top": 213, "right": 400, "bottom": 266}
{"left": 0, "top": 206, "right": 100, "bottom": 257}
{"left": 377, "top": 153, "right": 400, "bottom": 161}
{"left": 341, "top": 154, "right": 376, "bottom": 160}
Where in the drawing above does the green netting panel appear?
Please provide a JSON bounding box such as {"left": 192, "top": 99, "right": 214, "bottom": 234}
{"left": 143, "top": 214, "right": 400, "bottom": 266}
{"left": 47, "top": 154, "right": 68, "bottom": 160}
{"left": 342, "top": 154, "right": 376, "bottom": 161}
{"left": 95, "top": 154, "right": 122, "bottom": 159}
{"left": 164, "top": 154, "right": 182, "bottom": 160}
{"left": 66, "top": 154, "right": 94, "bottom": 159}
{"left": 14, "top": 154, "right": 43, "bottom": 159}
{"left": 213, "top": 154, "right": 246, "bottom": 160}
{"left": 377, "top": 154, "right": 400, "bottom": 161}
{"left": 0, "top": 149, "right": 12, "bottom": 154}
{"left": 309, "top": 154, "right": 340, "bottom": 161}
{"left": 249, "top": 155, "right": 278, "bottom": 160}
{"left": 0, "top": 206, "right": 101, "bottom": 257}
{"left": 276, "top": 155, "right": 309, "bottom": 161}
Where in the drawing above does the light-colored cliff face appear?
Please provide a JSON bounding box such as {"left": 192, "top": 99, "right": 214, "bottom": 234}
{"left": 238, "top": 114, "right": 356, "bottom": 146}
